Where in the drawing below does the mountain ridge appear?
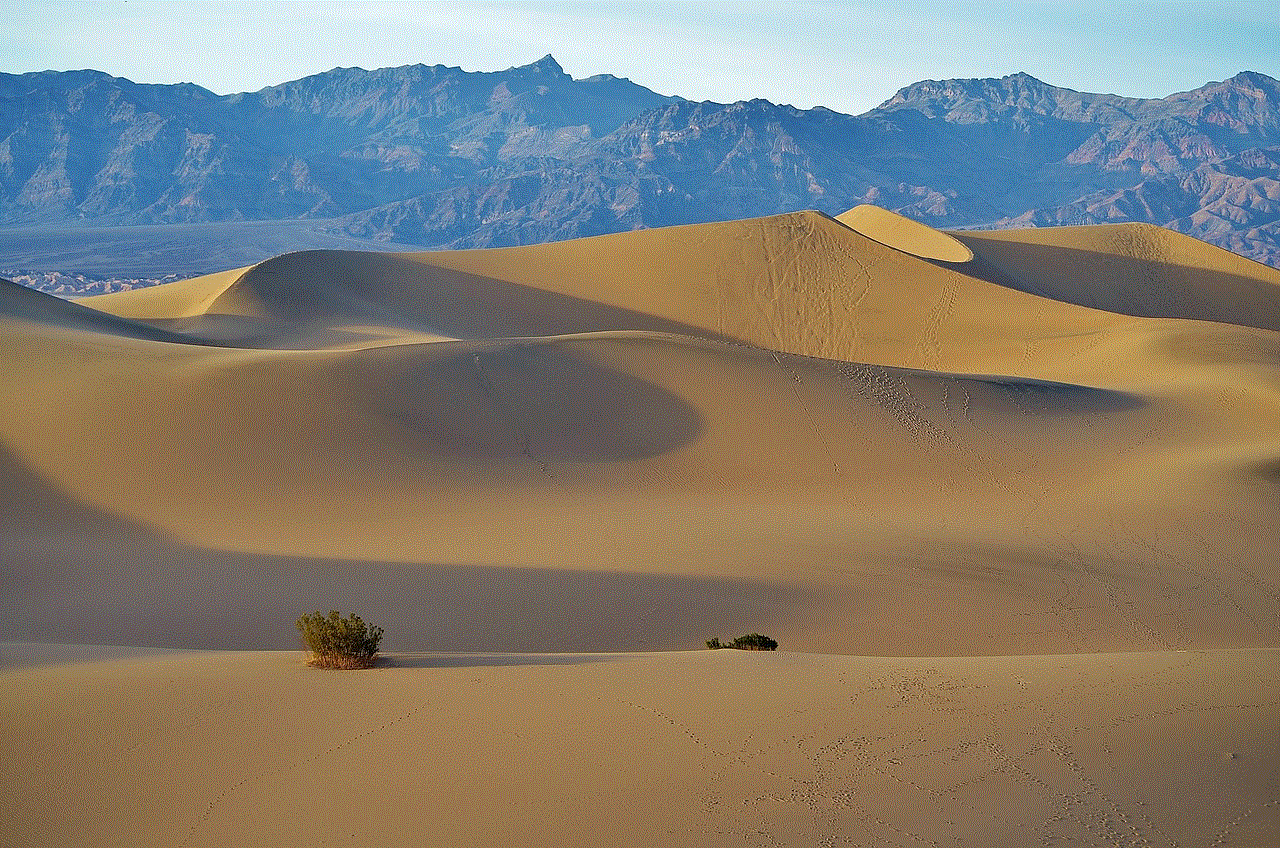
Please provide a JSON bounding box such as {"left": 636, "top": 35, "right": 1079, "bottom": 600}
{"left": 2, "top": 58, "right": 1279, "bottom": 270}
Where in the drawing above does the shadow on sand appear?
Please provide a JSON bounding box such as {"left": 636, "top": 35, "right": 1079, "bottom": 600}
{"left": 376, "top": 652, "right": 625, "bottom": 669}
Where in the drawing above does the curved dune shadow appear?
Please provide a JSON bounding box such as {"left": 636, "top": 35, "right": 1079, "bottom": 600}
{"left": 344, "top": 338, "right": 704, "bottom": 462}
{"left": 952, "top": 233, "right": 1280, "bottom": 332}
{"left": 0, "top": 535, "right": 814, "bottom": 655}
{"left": 982, "top": 374, "right": 1144, "bottom": 415}
{"left": 842, "top": 361, "right": 1144, "bottom": 419}
{"left": 196, "top": 250, "right": 732, "bottom": 345}
{"left": 377, "top": 653, "right": 620, "bottom": 669}
{"left": 0, "top": 447, "right": 810, "bottom": 654}
{"left": 1, "top": 278, "right": 215, "bottom": 346}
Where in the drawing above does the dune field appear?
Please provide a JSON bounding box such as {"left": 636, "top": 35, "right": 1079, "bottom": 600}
{"left": 2, "top": 206, "right": 1277, "bottom": 845}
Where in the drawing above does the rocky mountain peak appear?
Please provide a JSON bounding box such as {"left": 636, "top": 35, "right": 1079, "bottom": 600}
{"left": 522, "top": 54, "right": 567, "bottom": 77}
{"left": 1220, "top": 70, "right": 1279, "bottom": 95}
{"left": 875, "top": 71, "right": 1070, "bottom": 122}
{"left": 1165, "top": 70, "right": 1280, "bottom": 107}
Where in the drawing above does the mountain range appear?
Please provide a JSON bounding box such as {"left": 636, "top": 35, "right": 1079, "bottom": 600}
{"left": 3, "top": 56, "right": 1279, "bottom": 268}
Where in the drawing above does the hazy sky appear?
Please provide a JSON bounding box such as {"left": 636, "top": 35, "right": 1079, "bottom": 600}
{"left": 3, "top": 1, "right": 1277, "bottom": 115}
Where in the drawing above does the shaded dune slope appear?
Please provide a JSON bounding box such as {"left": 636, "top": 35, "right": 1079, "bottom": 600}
{"left": 5, "top": 208, "right": 1280, "bottom": 654}
{"left": 0, "top": 277, "right": 208, "bottom": 345}
{"left": 953, "top": 223, "right": 1280, "bottom": 332}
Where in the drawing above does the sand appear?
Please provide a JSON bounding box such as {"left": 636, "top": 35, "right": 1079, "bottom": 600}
{"left": 838, "top": 203, "right": 975, "bottom": 262}
{"left": 2, "top": 647, "right": 1275, "bottom": 847}
{"left": 2, "top": 207, "right": 1278, "bottom": 844}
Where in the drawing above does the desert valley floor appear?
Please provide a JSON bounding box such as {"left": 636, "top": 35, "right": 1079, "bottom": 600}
{"left": 2, "top": 207, "right": 1277, "bottom": 845}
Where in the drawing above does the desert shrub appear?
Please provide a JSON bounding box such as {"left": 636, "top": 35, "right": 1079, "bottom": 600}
{"left": 296, "top": 610, "right": 384, "bottom": 669}
{"left": 730, "top": 633, "right": 778, "bottom": 651}
{"left": 705, "top": 633, "right": 777, "bottom": 651}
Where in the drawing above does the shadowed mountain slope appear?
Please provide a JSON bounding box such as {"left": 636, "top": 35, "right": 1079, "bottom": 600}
{"left": 3, "top": 63, "right": 1280, "bottom": 273}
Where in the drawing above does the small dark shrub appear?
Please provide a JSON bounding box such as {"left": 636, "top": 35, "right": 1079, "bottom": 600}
{"left": 296, "top": 610, "right": 384, "bottom": 669}
{"left": 705, "top": 633, "right": 778, "bottom": 651}
{"left": 730, "top": 633, "right": 778, "bottom": 651}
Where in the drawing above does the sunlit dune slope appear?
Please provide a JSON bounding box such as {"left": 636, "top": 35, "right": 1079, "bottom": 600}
{"left": 5, "top": 208, "right": 1280, "bottom": 655}
{"left": 837, "top": 203, "right": 975, "bottom": 262}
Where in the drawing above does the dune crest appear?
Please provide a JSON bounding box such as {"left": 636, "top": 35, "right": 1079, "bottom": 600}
{"left": 837, "top": 203, "right": 975, "bottom": 262}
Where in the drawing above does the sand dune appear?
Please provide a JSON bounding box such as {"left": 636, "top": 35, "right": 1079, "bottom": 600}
{"left": 3, "top": 208, "right": 1279, "bottom": 845}
{"left": 36, "top": 209, "right": 1280, "bottom": 653}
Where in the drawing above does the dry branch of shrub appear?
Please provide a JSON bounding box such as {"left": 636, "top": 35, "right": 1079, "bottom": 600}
{"left": 304, "top": 651, "right": 380, "bottom": 670}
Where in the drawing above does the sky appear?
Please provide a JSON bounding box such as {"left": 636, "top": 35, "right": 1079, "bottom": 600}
{"left": 2, "top": 1, "right": 1277, "bottom": 115}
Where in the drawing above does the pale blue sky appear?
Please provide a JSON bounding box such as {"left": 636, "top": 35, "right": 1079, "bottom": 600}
{"left": 3, "top": 1, "right": 1276, "bottom": 114}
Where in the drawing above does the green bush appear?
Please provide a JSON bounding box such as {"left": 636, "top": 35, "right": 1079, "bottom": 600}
{"left": 296, "top": 610, "right": 384, "bottom": 669}
{"left": 705, "top": 633, "right": 778, "bottom": 651}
